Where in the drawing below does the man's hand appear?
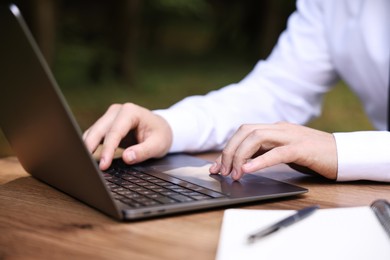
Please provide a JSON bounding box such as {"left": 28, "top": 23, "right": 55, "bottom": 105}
{"left": 209, "top": 122, "right": 337, "bottom": 180}
{"left": 83, "top": 103, "right": 173, "bottom": 170}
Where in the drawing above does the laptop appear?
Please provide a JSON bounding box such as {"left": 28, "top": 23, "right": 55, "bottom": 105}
{"left": 0, "top": 4, "right": 307, "bottom": 221}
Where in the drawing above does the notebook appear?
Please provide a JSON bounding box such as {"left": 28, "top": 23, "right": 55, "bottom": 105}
{"left": 216, "top": 200, "right": 390, "bottom": 260}
{"left": 0, "top": 4, "right": 307, "bottom": 221}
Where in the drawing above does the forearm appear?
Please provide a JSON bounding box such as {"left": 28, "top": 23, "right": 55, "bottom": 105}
{"left": 154, "top": 0, "right": 338, "bottom": 154}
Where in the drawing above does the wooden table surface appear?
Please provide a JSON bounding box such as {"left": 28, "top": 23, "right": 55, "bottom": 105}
{"left": 1, "top": 154, "right": 389, "bottom": 259}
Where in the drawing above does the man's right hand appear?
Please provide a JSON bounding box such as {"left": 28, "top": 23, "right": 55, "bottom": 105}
{"left": 83, "top": 103, "right": 173, "bottom": 170}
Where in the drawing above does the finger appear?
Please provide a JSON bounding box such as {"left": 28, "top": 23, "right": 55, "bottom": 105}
{"left": 242, "top": 146, "right": 295, "bottom": 173}
{"left": 122, "top": 136, "right": 157, "bottom": 164}
{"left": 228, "top": 131, "right": 270, "bottom": 180}
{"left": 229, "top": 127, "right": 286, "bottom": 180}
{"left": 83, "top": 104, "right": 121, "bottom": 153}
{"left": 209, "top": 155, "right": 222, "bottom": 174}
{"left": 220, "top": 124, "right": 257, "bottom": 176}
{"left": 121, "top": 131, "right": 168, "bottom": 164}
{"left": 82, "top": 128, "right": 89, "bottom": 140}
{"left": 99, "top": 108, "right": 138, "bottom": 170}
{"left": 83, "top": 126, "right": 101, "bottom": 153}
{"left": 82, "top": 128, "right": 94, "bottom": 151}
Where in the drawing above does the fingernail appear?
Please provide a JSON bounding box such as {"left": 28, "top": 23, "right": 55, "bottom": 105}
{"left": 231, "top": 169, "right": 238, "bottom": 179}
{"left": 210, "top": 162, "right": 218, "bottom": 173}
{"left": 126, "top": 150, "right": 136, "bottom": 162}
{"left": 99, "top": 157, "right": 105, "bottom": 168}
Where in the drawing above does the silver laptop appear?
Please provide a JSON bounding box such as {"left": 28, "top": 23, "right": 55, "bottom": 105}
{"left": 0, "top": 4, "right": 307, "bottom": 221}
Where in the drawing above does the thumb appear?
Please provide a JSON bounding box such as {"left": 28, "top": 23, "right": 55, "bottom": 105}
{"left": 121, "top": 138, "right": 169, "bottom": 165}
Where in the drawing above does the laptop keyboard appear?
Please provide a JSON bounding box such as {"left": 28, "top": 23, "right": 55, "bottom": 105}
{"left": 103, "top": 163, "right": 226, "bottom": 209}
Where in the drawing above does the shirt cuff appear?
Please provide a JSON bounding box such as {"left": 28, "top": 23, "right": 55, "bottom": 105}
{"left": 153, "top": 109, "right": 187, "bottom": 153}
{"left": 333, "top": 131, "right": 390, "bottom": 182}
{"left": 153, "top": 104, "right": 213, "bottom": 153}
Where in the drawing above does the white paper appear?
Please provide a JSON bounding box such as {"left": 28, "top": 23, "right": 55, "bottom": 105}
{"left": 216, "top": 207, "right": 390, "bottom": 260}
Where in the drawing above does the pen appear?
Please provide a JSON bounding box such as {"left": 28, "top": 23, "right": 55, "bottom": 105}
{"left": 247, "top": 205, "right": 319, "bottom": 244}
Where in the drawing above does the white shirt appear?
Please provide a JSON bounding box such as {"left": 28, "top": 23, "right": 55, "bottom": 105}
{"left": 155, "top": 0, "right": 390, "bottom": 182}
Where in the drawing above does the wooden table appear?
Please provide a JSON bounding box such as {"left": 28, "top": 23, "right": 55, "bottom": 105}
{"left": 1, "top": 154, "right": 389, "bottom": 259}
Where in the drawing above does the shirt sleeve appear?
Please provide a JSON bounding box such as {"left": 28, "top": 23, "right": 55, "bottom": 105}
{"left": 154, "top": 0, "right": 338, "bottom": 153}
{"left": 333, "top": 132, "right": 390, "bottom": 182}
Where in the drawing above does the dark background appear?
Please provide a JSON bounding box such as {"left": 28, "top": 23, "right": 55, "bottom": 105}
{"left": 0, "top": 0, "right": 372, "bottom": 157}
{"left": 3, "top": 0, "right": 295, "bottom": 85}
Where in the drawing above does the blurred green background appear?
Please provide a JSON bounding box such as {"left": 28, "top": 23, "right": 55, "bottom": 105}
{"left": 0, "top": 0, "right": 373, "bottom": 157}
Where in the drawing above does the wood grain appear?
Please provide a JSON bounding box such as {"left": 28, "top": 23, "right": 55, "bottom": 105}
{"left": 0, "top": 155, "right": 389, "bottom": 259}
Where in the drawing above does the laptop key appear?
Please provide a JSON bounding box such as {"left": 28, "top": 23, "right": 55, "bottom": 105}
{"left": 190, "top": 195, "right": 213, "bottom": 200}
{"left": 169, "top": 194, "right": 194, "bottom": 202}
{"left": 154, "top": 197, "right": 177, "bottom": 204}
{"left": 160, "top": 191, "right": 178, "bottom": 196}
{"left": 104, "top": 164, "right": 227, "bottom": 209}
{"left": 124, "top": 193, "right": 142, "bottom": 199}
{"left": 141, "top": 200, "right": 160, "bottom": 206}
